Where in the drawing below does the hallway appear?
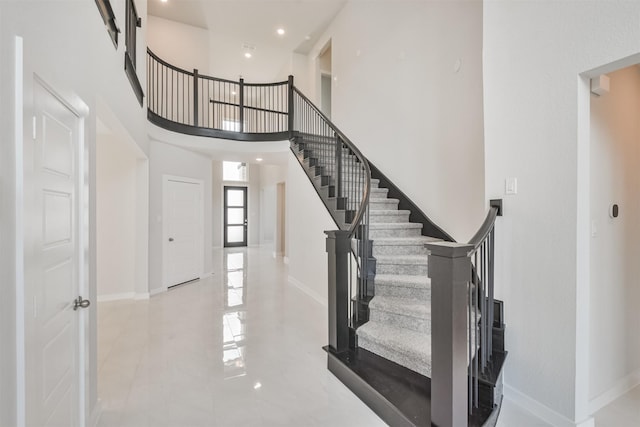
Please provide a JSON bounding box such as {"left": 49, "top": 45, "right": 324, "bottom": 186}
{"left": 96, "top": 247, "right": 385, "bottom": 426}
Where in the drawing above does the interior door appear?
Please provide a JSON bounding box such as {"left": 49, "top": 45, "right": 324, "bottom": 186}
{"left": 164, "top": 177, "right": 203, "bottom": 287}
{"left": 25, "top": 80, "right": 84, "bottom": 427}
{"left": 224, "top": 186, "right": 248, "bottom": 247}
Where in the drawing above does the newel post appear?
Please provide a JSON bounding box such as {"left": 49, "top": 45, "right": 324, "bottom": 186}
{"left": 239, "top": 77, "right": 245, "bottom": 133}
{"left": 426, "top": 242, "right": 473, "bottom": 427}
{"left": 325, "top": 229, "right": 351, "bottom": 353}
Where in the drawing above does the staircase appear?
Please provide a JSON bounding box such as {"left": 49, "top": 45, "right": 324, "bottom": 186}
{"left": 146, "top": 51, "right": 506, "bottom": 427}
{"left": 291, "top": 134, "right": 503, "bottom": 427}
{"left": 357, "top": 182, "right": 441, "bottom": 378}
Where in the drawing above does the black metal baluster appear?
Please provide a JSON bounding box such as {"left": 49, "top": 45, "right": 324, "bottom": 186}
{"left": 489, "top": 228, "right": 495, "bottom": 359}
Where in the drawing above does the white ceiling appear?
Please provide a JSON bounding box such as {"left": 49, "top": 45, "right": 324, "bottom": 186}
{"left": 148, "top": 0, "right": 345, "bottom": 81}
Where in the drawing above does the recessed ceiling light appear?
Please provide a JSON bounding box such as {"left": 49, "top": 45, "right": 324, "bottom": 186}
{"left": 161, "top": 0, "right": 168, "bottom": 3}
{"left": 277, "top": 28, "right": 285, "bottom": 36}
{"left": 244, "top": 52, "right": 252, "bottom": 59}
{"left": 256, "top": 157, "right": 263, "bottom": 162}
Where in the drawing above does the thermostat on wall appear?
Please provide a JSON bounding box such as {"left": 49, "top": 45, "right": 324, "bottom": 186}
{"left": 609, "top": 203, "right": 619, "bottom": 218}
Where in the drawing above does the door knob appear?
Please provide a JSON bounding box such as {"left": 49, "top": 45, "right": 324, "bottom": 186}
{"left": 169, "top": 237, "right": 174, "bottom": 242}
{"left": 73, "top": 296, "right": 91, "bottom": 311}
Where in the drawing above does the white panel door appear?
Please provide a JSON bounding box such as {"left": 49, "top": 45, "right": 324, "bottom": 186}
{"left": 164, "top": 178, "right": 203, "bottom": 287}
{"left": 25, "top": 81, "right": 83, "bottom": 427}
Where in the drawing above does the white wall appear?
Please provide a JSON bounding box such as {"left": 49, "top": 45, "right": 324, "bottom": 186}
{"left": 147, "top": 15, "right": 210, "bottom": 74}
{"left": 212, "top": 160, "right": 223, "bottom": 247}
{"left": 149, "top": 141, "right": 213, "bottom": 292}
{"left": 304, "top": 1, "right": 485, "bottom": 242}
{"left": 0, "top": 15, "right": 19, "bottom": 426}
{"left": 483, "top": 1, "right": 640, "bottom": 424}
{"left": 286, "top": 153, "right": 336, "bottom": 305}
{"left": 96, "top": 132, "right": 138, "bottom": 299}
{"left": 248, "top": 163, "right": 261, "bottom": 245}
{"left": 589, "top": 67, "right": 640, "bottom": 404}
{"left": 259, "top": 164, "right": 287, "bottom": 248}
{"left": 0, "top": 1, "right": 148, "bottom": 424}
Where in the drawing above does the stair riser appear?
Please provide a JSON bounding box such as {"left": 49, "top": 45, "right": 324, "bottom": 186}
{"left": 331, "top": 180, "right": 379, "bottom": 190}
{"left": 370, "top": 191, "right": 390, "bottom": 200}
{"left": 370, "top": 201, "right": 400, "bottom": 211}
{"left": 372, "top": 244, "right": 429, "bottom": 256}
{"left": 357, "top": 337, "right": 432, "bottom": 378}
{"left": 370, "top": 213, "right": 410, "bottom": 223}
{"left": 376, "top": 263, "right": 428, "bottom": 275}
{"left": 370, "top": 310, "right": 431, "bottom": 334}
{"left": 369, "top": 228, "right": 422, "bottom": 238}
{"left": 375, "top": 284, "right": 431, "bottom": 300}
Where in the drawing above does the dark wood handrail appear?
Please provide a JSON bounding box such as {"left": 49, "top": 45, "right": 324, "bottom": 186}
{"left": 147, "top": 48, "right": 194, "bottom": 76}
{"left": 467, "top": 199, "right": 502, "bottom": 249}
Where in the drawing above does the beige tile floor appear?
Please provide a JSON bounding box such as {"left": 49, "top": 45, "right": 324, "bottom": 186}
{"left": 97, "top": 246, "right": 633, "bottom": 427}
{"left": 593, "top": 385, "right": 640, "bottom": 427}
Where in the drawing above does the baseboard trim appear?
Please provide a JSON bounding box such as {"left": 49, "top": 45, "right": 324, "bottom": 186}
{"left": 149, "top": 287, "right": 165, "bottom": 297}
{"left": 504, "top": 384, "right": 590, "bottom": 427}
{"left": 97, "top": 292, "right": 135, "bottom": 302}
{"left": 200, "top": 270, "right": 214, "bottom": 278}
{"left": 589, "top": 369, "right": 640, "bottom": 414}
{"left": 134, "top": 292, "right": 150, "bottom": 300}
{"left": 287, "top": 275, "right": 327, "bottom": 306}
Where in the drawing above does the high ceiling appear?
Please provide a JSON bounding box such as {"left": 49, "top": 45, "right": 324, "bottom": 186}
{"left": 148, "top": 0, "right": 346, "bottom": 81}
{"left": 146, "top": 0, "right": 346, "bottom": 161}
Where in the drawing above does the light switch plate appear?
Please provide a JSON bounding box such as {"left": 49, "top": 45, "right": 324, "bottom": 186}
{"left": 505, "top": 177, "right": 517, "bottom": 195}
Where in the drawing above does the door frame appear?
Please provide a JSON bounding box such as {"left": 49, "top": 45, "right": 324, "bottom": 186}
{"left": 162, "top": 175, "right": 204, "bottom": 289}
{"left": 223, "top": 185, "right": 248, "bottom": 247}
{"left": 22, "top": 71, "right": 90, "bottom": 426}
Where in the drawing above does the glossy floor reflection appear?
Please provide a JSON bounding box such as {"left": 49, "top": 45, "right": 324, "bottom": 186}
{"left": 97, "top": 247, "right": 386, "bottom": 427}
{"left": 97, "top": 246, "right": 609, "bottom": 427}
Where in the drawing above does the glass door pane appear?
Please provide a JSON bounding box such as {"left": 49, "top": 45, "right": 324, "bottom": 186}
{"left": 224, "top": 186, "right": 247, "bottom": 247}
{"left": 227, "top": 208, "right": 244, "bottom": 225}
{"left": 227, "top": 190, "right": 245, "bottom": 207}
{"left": 227, "top": 226, "right": 244, "bottom": 243}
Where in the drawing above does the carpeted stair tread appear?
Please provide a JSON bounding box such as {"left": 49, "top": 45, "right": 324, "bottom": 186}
{"left": 375, "top": 254, "right": 429, "bottom": 265}
{"left": 370, "top": 198, "right": 400, "bottom": 204}
{"left": 370, "top": 209, "right": 411, "bottom": 215}
{"left": 372, "top": 236, "right": 442, "bottom": 245}
{"left": 369, "top": 223, "right": 423, "bottom": 230}
{"left": 374, "top": 274, "right": 431, "bottom": 289}
{"left": 357, "top": 321, "right": 432, "bottom": 376}
{"left": 369, "top": 296, "right": 431, "bottom": 319}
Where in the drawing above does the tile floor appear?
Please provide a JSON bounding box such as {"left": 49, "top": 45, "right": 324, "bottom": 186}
{"left": 97, "top": 247, "right": 386, "bottom": 427}
{"left": 593, "top": 385, "right": 640, "bottom": 427}
{"left": 97, "top": 246, "right": 633, "bottom": 427}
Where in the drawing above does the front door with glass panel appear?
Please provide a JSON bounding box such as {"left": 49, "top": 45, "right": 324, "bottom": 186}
{"left": 224, "top": 186, "right": 248, "bottom": 247}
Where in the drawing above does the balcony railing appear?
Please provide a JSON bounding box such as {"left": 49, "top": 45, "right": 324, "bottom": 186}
{"left": 147, "top": 48, "right": 290, "bottom": 141}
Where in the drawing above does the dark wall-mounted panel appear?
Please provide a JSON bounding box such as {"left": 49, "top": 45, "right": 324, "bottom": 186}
{"left": 124, "top": 0, "right": 143, "bottom": 106}
{"left": 94, "top": 0, "right": 119, "bottom": 48}
{"left": 125, "top": 54, "right": 144, "bottom": 106}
